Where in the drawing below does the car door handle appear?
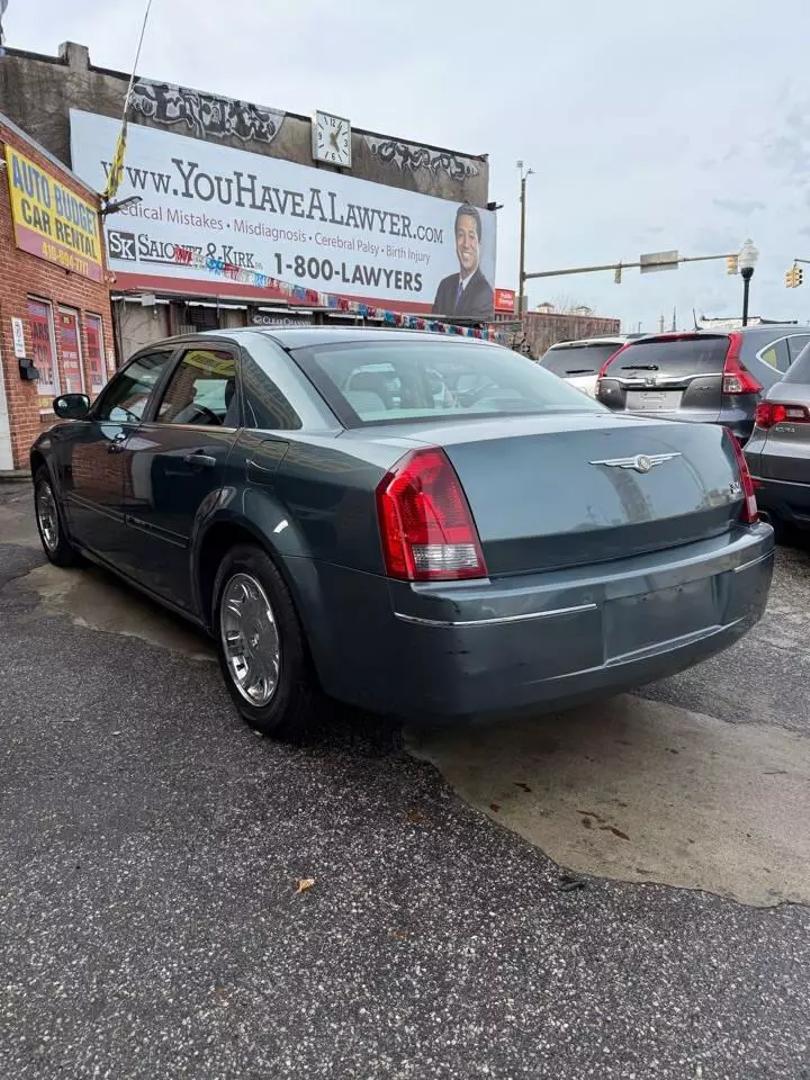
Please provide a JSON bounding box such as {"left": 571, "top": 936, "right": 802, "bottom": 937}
{"left": 183, "top": 452, "right": 217, "bottom": 469}
{"left": 108, "top": 433, "right": 127, "bottom": 454}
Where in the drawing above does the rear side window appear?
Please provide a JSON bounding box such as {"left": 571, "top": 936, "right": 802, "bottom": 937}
{"left": 541, "top": 343, "right": 620, "bottom": 377}
{"left": 787, "top": 334, "right": 810, "bottom": 363}
{"left": 758, "top": 338, "right": 790, "bottom": 374}
{"left": 783, "top": 341, "right": 810, "bottom": 383}
{"left": 293, "top": 340, "right": 601, "bottom": 426}
{"left": 608, "top": 336, "right": 728, "bottom": 377}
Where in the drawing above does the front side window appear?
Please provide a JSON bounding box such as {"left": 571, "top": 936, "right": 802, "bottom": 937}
{"left": 156, "top": 348, "right": 238, "bottom": 427}
{"left": 293, "top": 340, "right": 601, "bottom": 426}
{"left": 94, "top": 351, "right": 173, "bottom": 423}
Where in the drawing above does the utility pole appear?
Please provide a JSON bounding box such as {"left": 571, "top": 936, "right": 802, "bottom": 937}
{"left": 516, "top": 161, "right": 533, "bottom": 320}
{"left": 738, "top": 239, "right": 759, "bottom": 327}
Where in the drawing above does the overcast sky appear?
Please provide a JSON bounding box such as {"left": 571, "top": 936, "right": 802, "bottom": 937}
{"left": 5, "top": 0, "right": 810, "bottom": 330}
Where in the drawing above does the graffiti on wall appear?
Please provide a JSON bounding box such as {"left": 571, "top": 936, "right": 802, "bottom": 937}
{"left": 129, "top": 80, "right": 285, "bottom": 145}
{"left": 363, "top": 136, "right": 481, "bottom": 181}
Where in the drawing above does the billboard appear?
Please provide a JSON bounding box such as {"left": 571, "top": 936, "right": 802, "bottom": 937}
{"left": 70, "top": 110, "right": 496, "bottom": 319}
{"left": 4, "top": 142, "right": 103, "bottom": 282}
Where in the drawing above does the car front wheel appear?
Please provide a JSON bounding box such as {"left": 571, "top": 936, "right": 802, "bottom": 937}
{"left": 33, "top": 467, "right": 82, "bottom": 567}
{"left": 212, "top": 543, "right": 317, "bottom": 739}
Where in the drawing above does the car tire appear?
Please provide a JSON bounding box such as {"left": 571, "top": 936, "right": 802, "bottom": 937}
{"left": 213, "top": 543, "right": 318, "bottom": 739}
{"left": 33, "top": 466, "right": 82, "bottom": 567}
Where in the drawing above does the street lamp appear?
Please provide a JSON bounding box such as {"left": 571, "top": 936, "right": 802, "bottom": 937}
{"left": 738, "top": 238, "right": 759, "bottom": 327}
{"left": 100, "top": 194, "right": 143, "bottom": 216}
{"left": 517, "top": 161, "right": 534, "bottom": 320}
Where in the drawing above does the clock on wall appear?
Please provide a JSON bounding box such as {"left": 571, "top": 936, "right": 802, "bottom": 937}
{"left": 312, "top": 111, "right": 352, "bottom": 168}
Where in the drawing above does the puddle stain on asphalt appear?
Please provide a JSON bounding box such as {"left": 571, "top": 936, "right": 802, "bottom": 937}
{"left": 21, "top": 563, "right": 215, "bottom": 661}
{"left": 405, "top": 694, "right": 810, "bottom": 907}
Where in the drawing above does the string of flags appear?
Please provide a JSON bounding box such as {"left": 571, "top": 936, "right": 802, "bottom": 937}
{"left": 172, "top": 246, "right": 501, "bottom": 341}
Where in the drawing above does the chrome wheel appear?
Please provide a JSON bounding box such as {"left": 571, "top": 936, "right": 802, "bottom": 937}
{"left": 36, "top": 481, "right": 59, "bottom": 553}
{"left": 219, "top": 572, "right": 281, "bottom": 706}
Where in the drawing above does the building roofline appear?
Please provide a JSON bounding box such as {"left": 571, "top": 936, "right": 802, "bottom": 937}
{"left": 0, "top": 109, "right": 100, "bottom": 198}
{"left": 526, "top": 310, "right": 619, "bottom": 320}
{"left": 1, "top": 45, "right": 489, "bottom": 163}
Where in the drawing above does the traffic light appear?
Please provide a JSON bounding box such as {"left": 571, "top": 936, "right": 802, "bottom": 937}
{"left": 726, "top": 255, "right": 738, "bottom": 275}
{"left": 785, "top": 265, "right": 804, "bottom": 288}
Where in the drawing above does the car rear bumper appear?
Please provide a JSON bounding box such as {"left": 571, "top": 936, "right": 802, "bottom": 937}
{"left": 615, "top": 408, "right": 753, "bottom": 441}
{"left": 287, "top": 524, "right": 773, "bottom": 722}
{"left": 750, "top": 474, "right": 810, "bottom": 529}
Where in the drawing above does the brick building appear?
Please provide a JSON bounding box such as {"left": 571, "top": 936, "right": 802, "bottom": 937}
{"left": 518, "top": 309, "right": 622, "bottom": 359}
{"left": 0, "top": 111, "right": 114, "bottom": 472}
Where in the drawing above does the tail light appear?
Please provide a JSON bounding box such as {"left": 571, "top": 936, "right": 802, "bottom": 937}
{"left": 722, "top": 333, "right": 762, "bottom": 395}
{"left": 597, "top": 343, "right": 632, "bottom": 381}
{"left": 755, "top": 401, "right": 810, "bottom": 428}
{"left": 376, "top": 447, "right": 487, "bottom": 581}
{"left": 724, "top": 429, "right": 758, "bottom": 524}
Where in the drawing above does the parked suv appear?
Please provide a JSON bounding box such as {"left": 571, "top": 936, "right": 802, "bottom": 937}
{"left": 540, "top": 336, "right": 639, "bottom": 398}
{"left": 596, "top": 326, "right": 810, "bottom": 440}
{"left": 745, "top": 340, "right": 810, "bottom": 534}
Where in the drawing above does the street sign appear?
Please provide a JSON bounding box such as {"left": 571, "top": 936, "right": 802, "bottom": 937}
{"left": 11, "top": 317, "right": 26, "bottom": 358}
{"left": 640, "top": 250, "right": 679, "bottom": 273}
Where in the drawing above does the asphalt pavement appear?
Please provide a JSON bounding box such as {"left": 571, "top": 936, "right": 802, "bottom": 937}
{"left": 1, "top": 482, "right": 809, "bottom": 1079}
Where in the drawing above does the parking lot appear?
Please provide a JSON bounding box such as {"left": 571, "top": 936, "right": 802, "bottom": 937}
{"left": 1, "top": 480, "right": 809, "bottom": 1078}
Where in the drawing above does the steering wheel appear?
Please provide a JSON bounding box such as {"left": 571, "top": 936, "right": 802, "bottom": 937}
{"left": 193, "top": 404, "right": 221, "bottom": 426}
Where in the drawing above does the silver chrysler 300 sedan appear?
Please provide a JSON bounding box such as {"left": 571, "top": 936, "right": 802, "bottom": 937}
{"left": 31, "top": 328, "right": 774, "bottom": 739}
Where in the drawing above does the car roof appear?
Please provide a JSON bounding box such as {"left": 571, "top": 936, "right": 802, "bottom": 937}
{"left": 623, "top": 325, "right": 807, "bottom": 345}
{"left": 546, "top": 336, "right": 630, "bottom": 348}
{"left": 215, "top": 326, "right": 498, "bottom": 349}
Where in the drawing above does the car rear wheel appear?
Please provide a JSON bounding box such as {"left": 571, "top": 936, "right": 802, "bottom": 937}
{"left": 33, "top": 467, "right": 82, "bottom": 567}
{"left": 213, "top": 543, "right": 317, "bottom": 739}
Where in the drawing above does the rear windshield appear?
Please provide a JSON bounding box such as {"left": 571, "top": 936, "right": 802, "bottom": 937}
{"left": 608, "top": 336, "right": 729, "bottom": 377}
{"left": 541, "top": 343, "right": 620, "bottom": 377}
{"left": 292, "top": 339, "right": 602, "bottom": 426}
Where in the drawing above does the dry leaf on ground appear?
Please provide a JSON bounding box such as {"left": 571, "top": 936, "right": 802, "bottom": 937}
{"left": 295, "top": 878, "right": 315, "bottom": 894}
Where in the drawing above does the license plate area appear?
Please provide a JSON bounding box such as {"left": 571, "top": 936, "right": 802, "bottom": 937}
{"left": 626, "top": 389, "right": 683, "bottom": 410}
{"left": 603, "top": 577, "right": 719, "bottom": 661}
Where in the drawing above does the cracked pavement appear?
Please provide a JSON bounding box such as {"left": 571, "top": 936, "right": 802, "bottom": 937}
{"left": 1, "top": 482, "right": 809, "bottom": 1079}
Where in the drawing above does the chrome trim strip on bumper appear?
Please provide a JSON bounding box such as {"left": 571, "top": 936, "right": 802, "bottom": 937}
{"left": 732, "top": 551, "right": 774, "bottom": 574}
{"left": 750, "top": 474, "right": 810, "bottom": 489}
{"left": 393, "top": 602, "right": 598, "bottom": 629}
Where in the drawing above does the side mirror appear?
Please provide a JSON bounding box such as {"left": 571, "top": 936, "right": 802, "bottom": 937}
{"left": 53, "top": 393, "right": 91, "bottom": 420}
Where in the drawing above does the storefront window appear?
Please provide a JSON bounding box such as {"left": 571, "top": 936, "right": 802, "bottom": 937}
{"left": 27, "top": 298, "right": 59, "bottom": 407}
{"left": 57, "top": 308, "right": 85, "bottom": 395}
{"left": 84, "top": 313, "right": 107, "bottom": 397}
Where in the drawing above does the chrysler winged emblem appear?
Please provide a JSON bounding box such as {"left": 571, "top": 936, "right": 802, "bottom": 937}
{"left": 589, "top": 452, "right": 682, "bottom": 474}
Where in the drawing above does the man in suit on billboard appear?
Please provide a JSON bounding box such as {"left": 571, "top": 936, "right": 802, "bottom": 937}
{"left": 432, "top": 204, "right": 494, "bottom": 320}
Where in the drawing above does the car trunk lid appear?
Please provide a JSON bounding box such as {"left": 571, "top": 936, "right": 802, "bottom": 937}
{"left": 399, "top": 413, "right": 744, "bottom": 576}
